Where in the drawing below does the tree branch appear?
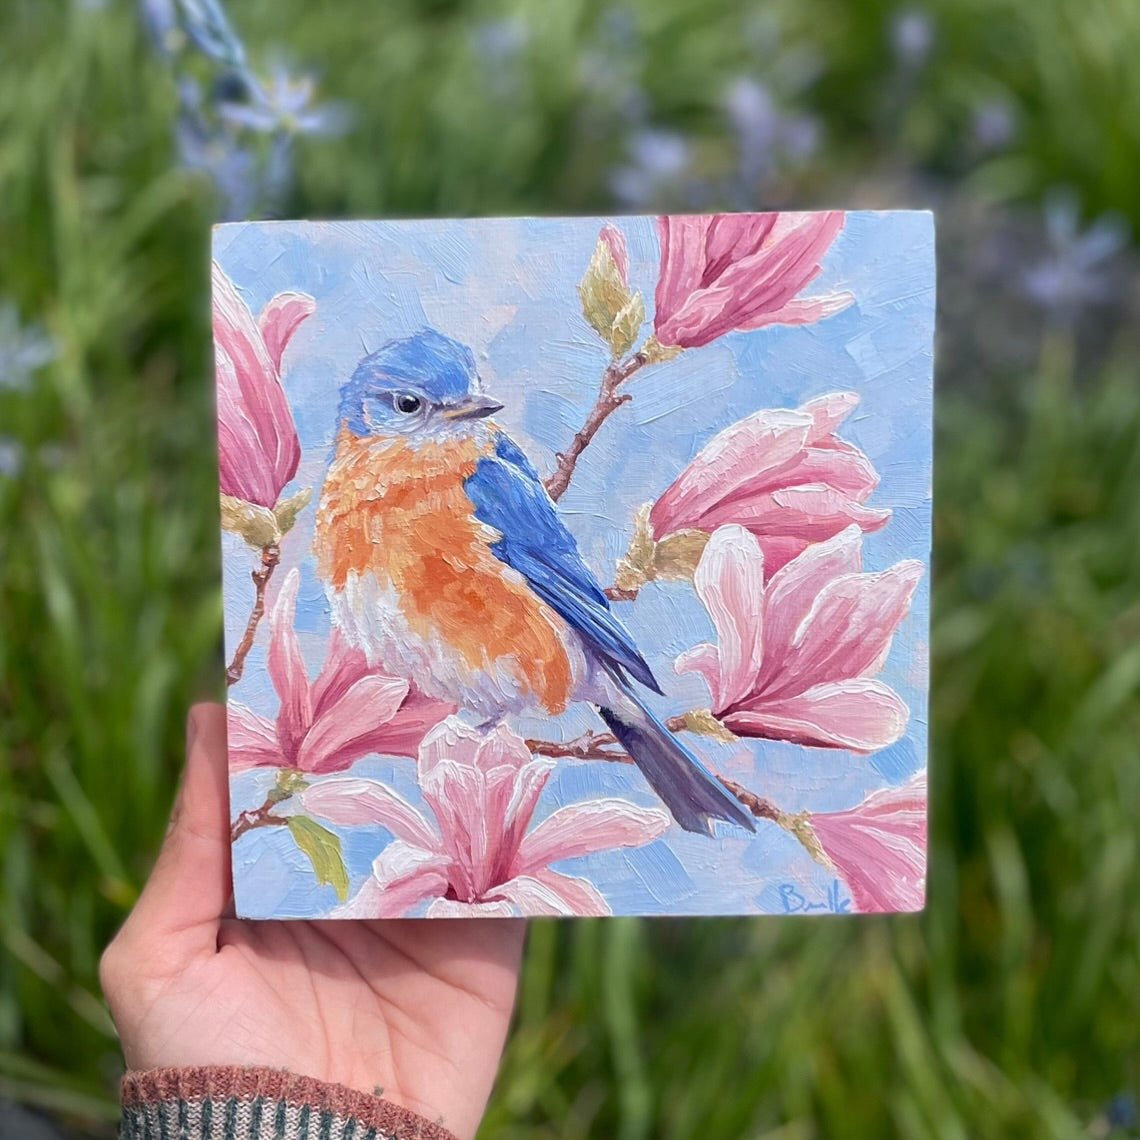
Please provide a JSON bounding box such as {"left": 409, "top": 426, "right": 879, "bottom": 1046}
{"left": 226, "top": 542, "right": 280, "bottom": 686}
{"left": 544, "top": 351, "right": 648, "bottom": 502}
{"left": 526, "top": 732, "right": 628, "bottom": 762}
{"left": 231, "top": 799, "right": 288, "bottom": 842}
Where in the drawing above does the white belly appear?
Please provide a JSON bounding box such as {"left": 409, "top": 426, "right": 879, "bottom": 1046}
{"left": 328, "top": 570, "right": 588, "bottom": 719}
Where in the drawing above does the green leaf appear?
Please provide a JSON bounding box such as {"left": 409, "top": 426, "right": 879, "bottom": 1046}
{"left": 578, "top": 235, "right": 633, "bottom": 352}
{"left": 610, "top": 291, "right": 646, "bottom": 359}
{"left": 641, "top": 335, "right": 685, "bottom": 365}
{"left": 287, "top": 816, "right": 350, "bottom": 902}
{"left": 273, "top": 486, "right": 313, "bottom": 537}
{"left": 219, "top": 493, "right": 279, "bottom": 548}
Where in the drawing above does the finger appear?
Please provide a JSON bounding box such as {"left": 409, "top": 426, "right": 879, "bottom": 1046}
{"left": 118, "top": 703, "right": 232, "bottom": 960}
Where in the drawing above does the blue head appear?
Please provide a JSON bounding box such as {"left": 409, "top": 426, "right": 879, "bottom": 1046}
{"left": 338, "top": 329, "right": 502, "bottom": 440}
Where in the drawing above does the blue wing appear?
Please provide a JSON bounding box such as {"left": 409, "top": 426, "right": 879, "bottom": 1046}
{"left": 464, "top": 433, "right": 661, "bottom": 693}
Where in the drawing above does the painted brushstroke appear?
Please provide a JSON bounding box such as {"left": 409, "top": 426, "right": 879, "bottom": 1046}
{"left": 313, "top": 330, "right": 753, "bottom": 836}
{"left": 678, "top": 524, "right": 923, "bottom": 751}
{"left": 216, "top": 211, "right": 934, "bottom": 919}
{"left": 302, "top": 716, "right": 671, "bottom": 917}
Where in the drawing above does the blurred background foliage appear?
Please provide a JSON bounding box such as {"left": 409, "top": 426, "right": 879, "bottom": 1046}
{"left": 0, "top": 0, "right": 1138, "bottom": 1136}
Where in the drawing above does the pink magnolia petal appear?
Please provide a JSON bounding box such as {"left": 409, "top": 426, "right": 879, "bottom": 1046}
{"left": 702, "top": 213, "right": 775, "bottom": 281}
{"left": 267, "top": 570, "right": 312, "bottom": 760}
{"left": 650, "top": 409, "right": 812, "bottom": 537}
{"left": 300, "top": 778, "right": 440, "bottom": 850}
{"left": 674, "top": 643, "right": 723, "bottom": 707}
{"left": 599, "top": 223, "right": 630, "bottom": 284}
{"left": 756, "top": 525, "right": 864, "bottom": 690}
{"left": 725, "top": 679, "right": 909, "bottom": 751}
{"left": 496, "top": 757, "right": 556, "bottom": 870}
{"left": 332, "top": 842, "right": 450, "bottom": 918}
{"left": 750, "top": 533, "right": 813, "bottom": 579}
{"left": 363, "top": 690, "right": 457, "bottom": 761}
{"left": 309, "top": 629, "right": 372, "bottom": 719}
{"left": 426, "top": 898, "right": 517, "bottom": 918}
{"left": 417, "top": 717, "right": 488, "bottom": 781}
{"left": 701, "top": 212, "right": 847, "bottom": 334}
{"left": 211, "top": 261, "right": 301, "bottom": 503}
{"left": 472, "top": 722, "right": 535, "bottom": 776}
{"left": 691, "top": 525, "right": 766, "bottom": 711}
{"left": 512, "top": 798, "right": 671, "bottom": 878}
{"left": 296, "top": 675, "right": 411, "bottom": 773}
{"left": 760, "top": 443, "right": 879, "bottom": 503}
{"left": 813, "top": 773, "right": 927, "bottom": 912}
{"left": 657, "top": 214, "right": 778, "bottom": 346}
{"left": 799, "top": 391, "right": 859, "bottom": 444}
{"left": 227, "top": 704, "right": 282, "bottom": 770}
{"left": 216, "top": 345, "right": 278, "bottom": 507}
{"left": 418, "top": 755, "right": 484, "bottom": 903}
{"left": 522, "top": 868, "right": 612, "bottom": 916}
{"left": 770, "top": 560, "right": 924, "bottom": 697}
{"left": 486, "top": 874, "right": 600, "bottom": 917}
{"left": 257, "top": 292, "right": 315, "bottom": 374}
{"left": 698, "top": 484, "right": 893, "bottom": 545}
{"left": 652, "top": 212, "right": 846, "bottom": 348}
{"left": 654, "top": 215, "right": 717, "bottom": 344}
{"left": 738, "top": 290, "right": 854, "bottom": 331}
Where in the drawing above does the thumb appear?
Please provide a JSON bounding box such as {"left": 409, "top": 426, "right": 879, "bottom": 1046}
{"left": 118, "top": 703, "right": 232, "bottom": 962}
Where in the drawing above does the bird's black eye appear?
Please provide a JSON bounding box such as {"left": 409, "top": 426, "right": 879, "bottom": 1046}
{"left": 395, "top": 393, "right": 422, "bottom": 415}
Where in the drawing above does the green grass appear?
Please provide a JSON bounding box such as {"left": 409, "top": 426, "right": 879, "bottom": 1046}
{"left": 1, "top": 1, "right": 1138, "bottom": 1136}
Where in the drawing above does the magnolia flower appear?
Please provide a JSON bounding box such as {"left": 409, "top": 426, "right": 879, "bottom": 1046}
{"left": 302, "top": 717, "right": 671, "bottom": 917}
{"left": 677, "top": 525, "right": 922, "bottom": 752}
{"left": 618, "top": 392, "right": 891, "bottom": 592}
{"left": 811, "top": 773, "right": 927, "bottom": 912}
{"left": 649, "top": 392, "right": 890, "bottom": 579}
{"left": 213, "top": 260, "right": 314, "bottom": 510}
{"left": 228, "top": 570, "right": 453, "bottom": 773}
{"left": 653, "top": 211, "right": 851, "bottom": 349}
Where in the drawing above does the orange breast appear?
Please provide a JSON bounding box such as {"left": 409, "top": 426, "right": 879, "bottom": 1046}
{"left": 314, "top": 429, "right": 575, "bottom": 714}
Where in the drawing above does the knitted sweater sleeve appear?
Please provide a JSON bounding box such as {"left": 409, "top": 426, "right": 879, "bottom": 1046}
{"left": 119, "top": 1067, "right": 460, "bottom": 1140}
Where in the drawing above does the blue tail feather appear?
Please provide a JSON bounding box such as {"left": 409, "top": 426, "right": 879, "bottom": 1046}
{"left": 597, "top": 700, "right": 756, "bottom": 836}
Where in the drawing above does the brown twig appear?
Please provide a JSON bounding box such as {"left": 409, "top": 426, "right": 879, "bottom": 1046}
{"left": 231, "top": 799, "right": 288, "bottom": 842}
{"left": 226, "top": 542, "right": 280, "bottom": 686}
{"left": 604, "top": 584, "right": 639, "bottom": 602}
{"left": 526, "top": 732, "right": 629, "bottom": 762}
{"left": 545, "top": 351, "right": 649, "bottom": 501}
{"left": 714, "top": 776, "right": 781, "bottom": 823}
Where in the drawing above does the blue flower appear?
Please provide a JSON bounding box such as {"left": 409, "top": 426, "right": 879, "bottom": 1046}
{"left": 1020, "top": 194, "right": 1129, "bottom": 318}
{"left": 971, "top": 100, "right": 1016, "bottom": 151}
{"left": 175, "top": 110, "right": 259, "bottom": 220}
{"left": 724, "top": 76, "right": 819, "bottom": 188}
{"left": 217, "top": 66, "right": 349, "bottom": 137}
{"left": 0, "top": 304, "right": 56, "bottom": 392}
{"left": 174, "top": 0, "right": 247, "bottom": 69}
{"left": 610, "top": 129, "right": 691, "bottom": 207}
{"left": 890, "top": 9, "right": 935, "bottom": 70}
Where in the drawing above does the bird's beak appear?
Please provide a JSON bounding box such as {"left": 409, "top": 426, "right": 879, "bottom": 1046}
{"left": 440, "top": 394, "right": 504, "bottom": 421}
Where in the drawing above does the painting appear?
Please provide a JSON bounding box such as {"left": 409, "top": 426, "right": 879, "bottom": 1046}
{"left": 216, "top": 211, "right": 933, "bottom": 919}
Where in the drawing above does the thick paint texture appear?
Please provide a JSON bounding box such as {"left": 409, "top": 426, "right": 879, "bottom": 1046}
{"left": 315, "top": 430, "right": 576, "bottom": 714}
{"left": 216, "top": 211, "right": 934, "bottom": 919}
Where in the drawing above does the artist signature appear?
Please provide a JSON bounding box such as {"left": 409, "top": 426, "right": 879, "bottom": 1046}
{"left": 777, "top": 879, "right": 852, "bottom": 914}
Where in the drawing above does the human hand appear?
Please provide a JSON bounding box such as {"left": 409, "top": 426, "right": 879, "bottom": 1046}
{"left": 100, "top": 703, "right": 525, "bottom": 1140}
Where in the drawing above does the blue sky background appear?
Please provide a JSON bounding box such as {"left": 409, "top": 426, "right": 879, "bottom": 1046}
{"left": 215, "top": 211, "right": 934, "bottom": 919}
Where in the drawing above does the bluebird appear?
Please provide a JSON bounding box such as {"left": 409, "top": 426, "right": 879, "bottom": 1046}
{"left": 314, "top": 329, "right": 754, "bottom": 835}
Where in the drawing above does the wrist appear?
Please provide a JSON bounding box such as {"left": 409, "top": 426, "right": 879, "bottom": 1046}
{"left": 120, "top": 1066, "right": 459, "bottom": 1140}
